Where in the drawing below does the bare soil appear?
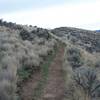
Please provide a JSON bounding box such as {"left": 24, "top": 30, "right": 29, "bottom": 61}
{"left": 41, "top": 44, "right": 66, "bottom": 100}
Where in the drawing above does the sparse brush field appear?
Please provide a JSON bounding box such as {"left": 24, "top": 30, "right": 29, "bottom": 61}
{"left": 63, "top": 45, "right": 100, "bottom": 100}
{"left": 0, "top": 22, "right": 57, "bottom": 100}
{"left": 0, "top": 20, "right": 100, "bottom": 100}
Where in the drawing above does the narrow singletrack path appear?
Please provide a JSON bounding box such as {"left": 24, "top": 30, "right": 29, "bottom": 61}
{"left": 41, "top": 44, "right": 66, "bottom": 100}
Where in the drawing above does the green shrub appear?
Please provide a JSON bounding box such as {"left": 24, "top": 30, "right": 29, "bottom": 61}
{"left": 73, "top": 67, "right": 100, "bottom": 99}
{"left": 95, "top": 60, "right": 100, "bottom": 68}
{"left": 17, "top": 67, "right": 31, "bottom": 81}
{"left": 67, "top": 47, "right": 83, "bottom": 69}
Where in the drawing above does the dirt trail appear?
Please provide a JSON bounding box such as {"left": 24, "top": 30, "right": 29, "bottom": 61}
{"left": 41, "top": 45, "right": 66, "bottom": 100}
{"left": 20, "top": 44, "right": 66, "bottom": 100}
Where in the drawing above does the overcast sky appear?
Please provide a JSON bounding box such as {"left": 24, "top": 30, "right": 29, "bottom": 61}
{"left": 0, "top": 0, "right": 100, "bottom": 30}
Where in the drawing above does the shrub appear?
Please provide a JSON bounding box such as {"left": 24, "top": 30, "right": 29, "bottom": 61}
{"left": 0, "top": 19, "right": 3, "bottom": 25}
{"left": 67, "top": 47, "right": 83, "bottom": 69}
{"left": 0, "top": 56, "right": 17, "bottom": 100}
{"left": 95, "top": 60, "right": 100, "bottom": 68}
{"left": 73, "top": 67, "right": 100, "bottom": 99}
{"left": 0, "top": 80, "right": 16, "bottom": 100}
{"left": 20, "top": 29, "right": 33, "bottom": 40}
{"left": 17, "top": 66, "right": 32, "bottom": 81}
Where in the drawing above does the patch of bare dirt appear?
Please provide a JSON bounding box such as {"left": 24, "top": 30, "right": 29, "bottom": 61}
{"left": 41, "top": 45, "right": 66, "bottom": 100}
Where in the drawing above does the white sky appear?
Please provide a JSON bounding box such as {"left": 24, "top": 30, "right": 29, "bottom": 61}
{"left": 0, "top": 0, "right": 100, "bottom": 30}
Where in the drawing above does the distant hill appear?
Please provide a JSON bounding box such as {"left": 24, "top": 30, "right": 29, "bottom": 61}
{"left": 96, "top": 30, "right": 100, "bottom": 32}
{"left": 52, "top": 27, "right": 100, "bottom": 52}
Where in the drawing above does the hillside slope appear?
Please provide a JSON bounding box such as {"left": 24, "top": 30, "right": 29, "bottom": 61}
{"left": 0, "top": 21, "right": 57, "bottom": 100}
{"left": 0, "top": 20, "right": 100, "bottom": 100}
{"left": 52, "top": 27, "right": 100, "bottom": 53}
